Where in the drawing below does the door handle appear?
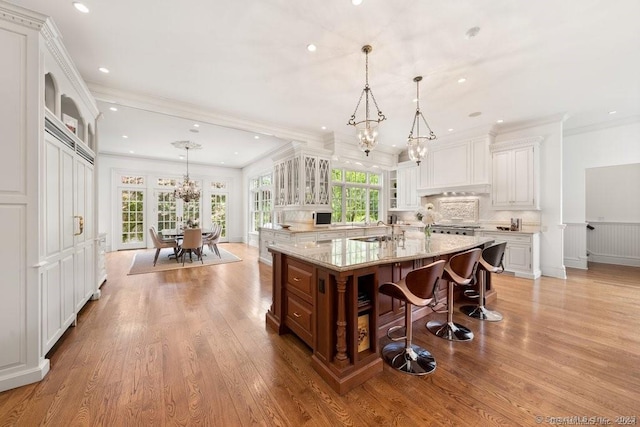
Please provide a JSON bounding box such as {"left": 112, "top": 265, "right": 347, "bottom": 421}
{"left": 74, "top": 215, "right": 84, "bottom": 235}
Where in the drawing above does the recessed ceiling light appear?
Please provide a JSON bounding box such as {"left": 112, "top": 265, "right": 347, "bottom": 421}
{"left": 98, "top": 67, "right": 109, "bottom": 74}
{"left": 391, "top": 144, "right": 397, "bottom": 147}
{"left": 73, "top": 2, "right": 89, "bottom": 13}
{"left": 109, "top": 107, "right": 118, "bottom": 112}
{"left": 448, "top": 128, "right": 454, "bottom": 132}
{"left": 496, "top": 119, "right": 504, "bottom": 123}
{"left": 321, "top": 126, "right": 327, "bottom": 130}
{"left": 179, "top": 155, "right": 185, "bottom": 160}
{"left": 352, "top": 0, "right": 363, "bottom": 5}
{"left": 220, "top": 161, "right": 225, "bottom": 164}
{"left": 122, "top": 135, "right": 128, "bottom": 139}
{"left": 412, "top": 98, "right": 418, "bottom": 103}
{"left": 465, "top": 26, "right": 481, "bottom": 39}
{"left": 194, "top": 123, "right": 200, "bottom": 127}
{"left": 469, "top": 111, "right": 482, "bottom": 117}
{"left": 234, "top": 152, "right": 239, "bottom": 155}
{"left": 254, "top": 135, "right": 260, "bottom": 139}
{"left": 129, "top": 150, "right": 134, "bottom": 154}
{"left": 458, "top": 78, "right": 467, "bottom": 84}
{"left": 307, "top": 44, "right": 317, "bottom": 52}
{"left": 608, "top": 110, "right": 617, "bottom": 115}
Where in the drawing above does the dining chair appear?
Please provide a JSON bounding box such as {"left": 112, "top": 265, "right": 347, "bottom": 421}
{"left": 181, "top": 228, "right": 203, "bottom": 265}
{"left": 149, "top": 226, "right": 180, "bottom": 266}
{"left": 203, "top": 224, "right": 222, "bottom": 258}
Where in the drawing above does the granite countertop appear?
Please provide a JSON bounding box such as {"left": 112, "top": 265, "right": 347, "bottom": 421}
{"left": 268, "top": 234, "right": 494, "bottom": 272}
{"left": 260, "top": 224, "right": 390, "bottom": 233}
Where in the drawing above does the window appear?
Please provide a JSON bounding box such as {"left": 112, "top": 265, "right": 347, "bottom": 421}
{"left": 121, "top": 190, "right": 145, "bottom": 243}
{"left": 157, "top": 190, "right": 177, "bottom": 232}
{"left": 250, "top": 173, "right": 273, "bottom": 232}
{"left": 210, "top": 193, "right": 227, "bottom": 238}
{"left": 331, "top": 168, "right": 382, "bottom": 224}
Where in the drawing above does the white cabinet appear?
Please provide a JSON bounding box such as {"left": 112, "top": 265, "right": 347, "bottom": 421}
{"left": 481, "top": 231, "right": 541, "bottom": 279}
{"left": 490, "top": 137, "right": 541, "bottom": 210}
{"left": 0, "top": 4, "right": 99, "bottom": 392}
{"left": 394, "top": 162, "right": 421, "bottom": 210}
{"left": 418, "top": 136, "right": 491, "bottom": 194}
{"left": 274, "top": 149, "right": 331, "bottom": 208}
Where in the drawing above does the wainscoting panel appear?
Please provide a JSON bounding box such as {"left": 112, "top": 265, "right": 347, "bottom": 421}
{"left": 586, "top": 222, "right": 640, "bottom": 267}
{"left": 564, "top": 223, "right": 588, "bottom": 269}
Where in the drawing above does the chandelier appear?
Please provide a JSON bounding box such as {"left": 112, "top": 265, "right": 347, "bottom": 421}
{"left": 172, "top": 141, "right": 202, "bottom": 202}
{"left": 407, "top": 76, "right": 436, "bottom": 165}
{"left": 347, "top": 44, "right": 386, "bottom": 156}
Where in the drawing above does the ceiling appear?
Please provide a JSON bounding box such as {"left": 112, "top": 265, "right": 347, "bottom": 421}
{"left": 10, "top": 0, "right": 640, "bottom": 168}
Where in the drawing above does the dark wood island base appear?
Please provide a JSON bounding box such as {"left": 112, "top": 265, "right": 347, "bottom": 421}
{"left": 266, "top": 235, "right": 494, "bottom": 394}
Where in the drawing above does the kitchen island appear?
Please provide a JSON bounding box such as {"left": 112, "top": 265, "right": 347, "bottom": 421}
{"left": 266, "top": 233, "right": 494, "bottom": 394}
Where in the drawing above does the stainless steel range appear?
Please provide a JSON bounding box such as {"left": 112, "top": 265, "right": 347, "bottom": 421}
{"left": 431, "top": 224, "right": 481, "bottom": 236}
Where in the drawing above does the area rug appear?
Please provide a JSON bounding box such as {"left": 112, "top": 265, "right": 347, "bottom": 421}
{"left": 128, "top": 246, "right": 241, "bottom": 275}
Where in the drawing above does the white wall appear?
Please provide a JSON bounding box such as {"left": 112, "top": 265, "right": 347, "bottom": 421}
{"left": 98, "top": 154, "right": 243, "bottom": 251}
{"left": 563, "top": 120, "right": 640, "bottom": 268}
{"left": 496, "top": 118, "right": 566, "bottom": 279}
{"left": 564, "top": 121, "right": 640, "bottom": 222}
{"left": 585, "top": 163, "right": 640, "bottom": 222}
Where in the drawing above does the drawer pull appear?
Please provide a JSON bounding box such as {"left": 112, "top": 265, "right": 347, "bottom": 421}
{"left": 293, "top": 277, "right": 301, "bottom": 282}
{"left": 293, "top": 312, "right": 301, "bottom": 318}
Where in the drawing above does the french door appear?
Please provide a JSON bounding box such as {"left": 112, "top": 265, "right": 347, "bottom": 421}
{"left": 118, "top": 188, "right": 146, "bottom": 250}
{"left": 210, "top": 193, "right": 228, "bottom": 241}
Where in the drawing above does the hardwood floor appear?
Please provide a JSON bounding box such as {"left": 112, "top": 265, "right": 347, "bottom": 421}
{"left": 1, "top": 244, "right": 639, "bottom": 426}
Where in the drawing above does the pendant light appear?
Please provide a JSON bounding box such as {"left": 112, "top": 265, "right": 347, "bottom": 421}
{"left": 347, "top": 45, "right": 386, "bottom": 156}
{"left": 172, "top": 141, "right": 202, "bottom": 202}
{"left": 407, "top": 76, "right": 436, "bottom": 165}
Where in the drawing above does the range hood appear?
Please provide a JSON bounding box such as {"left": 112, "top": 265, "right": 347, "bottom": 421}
{"left": 417, "top": 183, "right": 491, "bottom": 196}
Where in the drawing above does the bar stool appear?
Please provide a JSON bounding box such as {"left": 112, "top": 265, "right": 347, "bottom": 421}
{"left": 460, "top": 242, "right": 507, "bottom": 322}
{"left": 427, "top": 248, "right": 481, "bottom": 342}
{"left": 379, "top": 259, "right": 446, "bottom": 375}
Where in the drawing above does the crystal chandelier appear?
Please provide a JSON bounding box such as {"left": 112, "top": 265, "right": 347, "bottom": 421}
{"left": 172, "top": 141, "right": 202, "bottom": 202}
{"left": 347, "top": 45, "right": 386, "bottom": 156}
{"left": 407, "top": 76, "right": 436, "bottom": 165}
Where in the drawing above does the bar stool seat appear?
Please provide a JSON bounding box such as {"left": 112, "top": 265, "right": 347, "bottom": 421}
{"left": 460, "top": 241, "right": 507, "bottom": 321}
{"left": 379, "top": 260, "right": 446, "bottom": 375}
{"left": 427, "top": 248, "right": 481, "bottom": 342}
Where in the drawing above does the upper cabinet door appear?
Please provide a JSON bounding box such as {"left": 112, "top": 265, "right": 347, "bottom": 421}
{"left": 490, "top": 137, "right": 541, "bottom": 210}
{"left": 395, "top": 162, "right": 421, "bottom": 210}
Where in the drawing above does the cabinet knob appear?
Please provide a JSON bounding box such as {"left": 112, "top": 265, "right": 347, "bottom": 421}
{"left": 293, "top": 277, "right": 301, "bottom": 282}
{"left": 293, "top": 312, "right": 301, "bottom": 318}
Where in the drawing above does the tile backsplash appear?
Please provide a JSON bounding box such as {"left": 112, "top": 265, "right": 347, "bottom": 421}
{"left": 392, "top": 195, "right": 542, "bottom": 227}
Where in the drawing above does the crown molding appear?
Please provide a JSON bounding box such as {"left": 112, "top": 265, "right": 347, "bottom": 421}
{"left": 495, "top": 113, "right": 568, "bottom": 135}
{"left": 490, "top": 135, "right": 543, "bottom": 152}
{"left": 0, "top": 2, "right": 46, "bottom": 30}
{"left": 88, "top": 83, "right": 325, "bottom": 146}
{"left": 563, "top": 115, "right": 640, "bottom": 137}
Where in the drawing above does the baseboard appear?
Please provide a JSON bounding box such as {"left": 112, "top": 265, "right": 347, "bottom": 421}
{"left": 541, "top": 265, "right": 567, "bottom": 279}
{"left": 588, "top": 254, "right": 640, "bottom": 267}
{"left": 0, "top": 359, "right": 50, "bottom": 393}
{"left": 564, "top": 257, "right": 588, "bottom": 270}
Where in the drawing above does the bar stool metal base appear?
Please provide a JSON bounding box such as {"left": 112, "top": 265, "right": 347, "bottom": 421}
{"left": 381, "top": 342, "right": 436, "bottom": 375}
{"left": 426, "top": 320, "right": 474, "bottom": 342}
{"left": 460, "top": 305, "right": 503, "bottom": 322}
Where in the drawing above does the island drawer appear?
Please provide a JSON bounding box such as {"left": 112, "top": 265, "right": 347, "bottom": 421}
{"left": 286, "top": 259, "right": 314, "bottom": 299}
{"left": 286, "top": 294, "right": 313, "bottom": 346}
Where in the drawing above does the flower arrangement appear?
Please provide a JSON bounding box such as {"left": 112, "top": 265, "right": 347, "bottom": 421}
{"left": 186, "top": 218, "right": 200, "bottom": 228}
{"left": 416, "top": 203, "right": 439, "bottom": 238}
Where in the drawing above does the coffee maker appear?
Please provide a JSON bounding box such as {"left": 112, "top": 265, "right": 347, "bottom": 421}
{"left": 510, "top": 218, "right": 521, "bottom": 231}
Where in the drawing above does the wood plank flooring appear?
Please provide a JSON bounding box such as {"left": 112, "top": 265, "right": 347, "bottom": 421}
{"left": 1, "top": 244, "right": 639, "bottom": 426}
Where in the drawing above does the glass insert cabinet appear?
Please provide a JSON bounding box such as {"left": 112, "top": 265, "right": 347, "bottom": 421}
{"left": 273, "top": 148, "right": 331, "bottom": 208}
